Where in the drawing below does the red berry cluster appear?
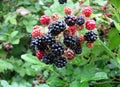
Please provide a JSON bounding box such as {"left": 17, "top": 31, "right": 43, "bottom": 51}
{"left": 30, "top": 6, "right": 98, "bottom": 68}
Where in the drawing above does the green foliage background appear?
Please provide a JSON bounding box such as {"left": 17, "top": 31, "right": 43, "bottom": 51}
{"left": 0, "top": 0, "right": 120, "bottom": 87}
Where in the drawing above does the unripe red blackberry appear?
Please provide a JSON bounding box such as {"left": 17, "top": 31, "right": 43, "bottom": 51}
{"left": 51, "top": 43, "right": 64, "bottom": 56}
{"left": 48, "top": 20, "right": 66, "bottom": 36}
{"left": 64, "top": 7, "right": 72, "bottom": 14}
{"left": 76, "top": 16, "right": 85, "bottom": 26}
{"left": 36, "top": 50, "right": 45, "bottom": 60}
{"left": 87, "top": 42, "right": 94, "bottom": 48}
{"left": 32, "top": 29, "right": 42, "bottom": 38}
{"left": 64, "top": 15, "right": 76, "bottom": 26}
{"left": 85, "top": 20, "right": 96, "bottom": 30}
{"left": 40, "top": 15, "right": 50, "bottom": 25}
{"left": 84, "top": 31, "right": 97, "bottom": 42}
{"left": 68, "top": 26, "right": 76, "bottom": 35}
{"left": 54, "top": 57, "right": 67, "bottom": 68}
{"left": 82, "top": 6, "right": 92, "bottom": 17}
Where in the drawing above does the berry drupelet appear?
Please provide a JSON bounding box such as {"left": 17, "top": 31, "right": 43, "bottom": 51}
{"left": 64, "top": 15, "right": 76, "bottom": 26}
{"left": 51, "top": 42, "right": 64, "bottom": 56}
{"left": 48, "top": 20, "right": 66, "bottom": 36}
{"left": 84, "top": 31, "right": 97, "bottom": 42}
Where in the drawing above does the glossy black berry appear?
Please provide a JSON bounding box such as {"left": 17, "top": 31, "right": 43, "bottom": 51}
{"left": 64, "top": 36, "right": 76, "bottom": 48}
{"left": 110, "top": 22, "right": 115, "bottom": 28}
{"left": 84, "top": 31, "right": 97, "bottom": 42}
{"left": 64, "top": 15, "right": 76, "bottom": 26}
{"left": 44, "top": 34, "right": 56, "bottom": 46}
{"left": 42, "top": 53, "right": 56, "bottom": 64}
{"left": 48, "top": 20, "right": 66, "bottom": 36}
{"left": 51, "top": 43, "right": 64, "bottom": 56}
{"left": 58, "top": 0, "right": 67, "bottom": 4}
{"left": 76, "top": 16, "right": 85, "bottom": 26}
{"left": 54, "top": 57, "right": 67, "bottom": 68}
{"left": 71, "top": 46, "right": 82, "bottom": 54}
{"left": 30, "top": 36, "right": 47, "bottom": 50}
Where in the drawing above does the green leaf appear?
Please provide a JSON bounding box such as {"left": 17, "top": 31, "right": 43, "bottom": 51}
{"left": 9, "top": 17, "right": 17, "bottom": 25}
{"left": 10, "top": 31, "right": 20, "bottom": 44}
{"left": 70, "top": 81, "right": 80, "bottom": 87}
{"left": 21, "top": 53, "right": 47, "bottom": 67}
{"left": 91, "top": 72, "right": 108, "bottom": 80}
{"left": 79, "top": 82, "right": 89, "bottom": 87}
{"left": 110, "top": 0, "right": 120, "bottom": 9}
{"left": 0, "top": 80, "right": 10, "bottom": 87}
{"left": 0, "top": 59, "right": 13, "bottom": 72}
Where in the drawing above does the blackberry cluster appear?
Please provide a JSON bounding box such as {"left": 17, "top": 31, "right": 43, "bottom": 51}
{"left": 54, "top": 57, "right": 67, "bottom": 68}
{"left": 76, "top": 16, "right": 85, "bottom": 26}
{"left": 64, "top": 36, "right": 76, "bottom": 48}
{"left": 64, "top": 15, "right": 76, "bottom": 26}
{"left": 44, "top": 34, "right": 56, "bottom": 46}
{"left": 29, "top": 6, "right": 98, "bottom": 68}
{"left": 30, "top": 36, "right": 47, "bottom": 51}
{"left": 42, "top": 53, "right": 55, "bottom": 64}
{"left": 58, "top": 0, "right": 67, "bottom": 4}
{"left": 51, "top": 43, "right": 64, "bottom": 56}
{"left": 84, "top": 31, "right": 97, "bottom": 42}
{"left": 48, "top": 20, "right": 66, "bottom": 36}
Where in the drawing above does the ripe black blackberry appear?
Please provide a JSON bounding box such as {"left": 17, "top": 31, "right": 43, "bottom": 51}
{"left": 76, "top": 16, "right": 85, "bottom": 26}
{"left": 64, "top": 36, "right": 76, "bottom": 48}
{"left": 48, "top": 20, "right": 66, "bottom": 36}
{"left": 84, "top": 31, "right": 97, "bottom": 42}
{"left": 58, "top": 0, "right": 67, "bottom": 4}
{"left": 54, "top": 57, "right": 67, "bottom": 68}
{"left": 30, "top": 36, "right": 47, "bottom": 51}
{"left": 44, "top": 34, "right": 56, "bottom": 46}
{"left": 75, "top": 36, "right": 81, "bottom": 46}
{"left": 64, "top": 15, "right": 76, "bottom": 26}
{"left": 42, "top": 53, "right": 56, "bottom": 64}
{"left": 51, "top": 43, "right": 64, "bottom": 56}
{"left": 110, "top": 22, "right": 115, "bottom": 28}
{"left": 71, "top": 46, "right": 82, "bottom": 54}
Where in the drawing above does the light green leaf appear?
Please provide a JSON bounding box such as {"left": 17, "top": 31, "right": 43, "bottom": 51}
{"left": 21, "top": 53, "right": 47, "bottom": 67}
{"left": 92, "top": 72, "right": 108, "bottom": 80}
{"left": 0, "top": 80, "right": 10, "bottom": 87}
